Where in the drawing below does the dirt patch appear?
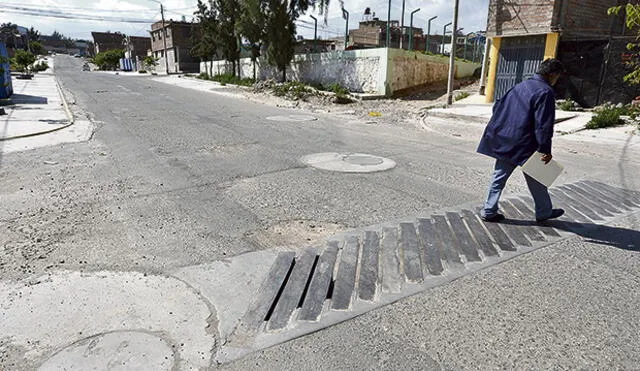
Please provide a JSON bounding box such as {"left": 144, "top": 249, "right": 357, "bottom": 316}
{"left": 240, "top": 78, "right": 481, "bottom": 129}
{"left": 248, "top": 220, "right": 348, "bottom": 250}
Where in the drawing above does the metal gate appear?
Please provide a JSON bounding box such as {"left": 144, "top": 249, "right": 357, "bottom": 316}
{"left": 495, "top": 35, "right": 546, "bottom": 100}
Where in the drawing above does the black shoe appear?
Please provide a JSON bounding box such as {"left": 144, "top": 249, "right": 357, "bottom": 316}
{"left": 536, "top": 208, "right": 565, "bottom": 222}
{"left": 481, "top": 213, "right": 505, "bottom": 222}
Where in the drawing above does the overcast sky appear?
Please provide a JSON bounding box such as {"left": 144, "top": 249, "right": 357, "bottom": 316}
{"left": 1, "top": 0, "right": 490, "bottom": 41}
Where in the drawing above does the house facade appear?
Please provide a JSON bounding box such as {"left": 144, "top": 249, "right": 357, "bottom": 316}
{"left": 484, "top": 0, "right": 634, "bottom": 106}
{"left": 348, "top": 19, "right": 427, "bottom": 51}
{"left": 91, "top": 32, "right": 149, "bottom": 59}
{"left": 150, "top": 20, "right": 199, "bottom": 74}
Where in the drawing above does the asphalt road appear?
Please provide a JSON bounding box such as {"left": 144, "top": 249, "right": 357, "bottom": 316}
{"left": 1, "top": 55, "right": 639, "bottom": 370}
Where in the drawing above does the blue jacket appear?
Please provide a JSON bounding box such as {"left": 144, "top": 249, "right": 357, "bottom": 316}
{"left": 477, "top": 74, "right": 556, "bottom": 166}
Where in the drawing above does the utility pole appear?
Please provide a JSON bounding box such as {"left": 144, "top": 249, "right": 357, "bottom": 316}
{"left": 446, "top": 0, "right": 460, "bottom": 105}
{"left": 150, "top": 0, "right": 170, "bottom": 75}
{"left": 479, "top": 37, "right": 491, "bottom": 95}
{"left": 160, "top": 3, "right": 169, "bottom": 74}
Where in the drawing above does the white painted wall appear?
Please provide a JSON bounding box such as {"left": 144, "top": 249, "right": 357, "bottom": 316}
{"left": 200, "top": 48, "right": 480, "bottom": 96}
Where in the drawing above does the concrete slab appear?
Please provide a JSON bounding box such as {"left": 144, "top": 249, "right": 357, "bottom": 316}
{"left": 151, "top": 75, "right": 247, "bottom": 99}
{"left": 38, "top": 331, "right": 175, "bottom": 371}
{"left": 0, "top": 271, "right": 215, "bottom": 369}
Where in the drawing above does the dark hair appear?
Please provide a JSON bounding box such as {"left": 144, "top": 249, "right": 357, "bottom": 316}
{"left": 537, "top": 58, "right": 565, "bottom": 76}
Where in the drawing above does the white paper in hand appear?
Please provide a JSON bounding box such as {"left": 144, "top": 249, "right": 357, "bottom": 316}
{"left": 521, "top": 151, "right": 564, "bottom": 187}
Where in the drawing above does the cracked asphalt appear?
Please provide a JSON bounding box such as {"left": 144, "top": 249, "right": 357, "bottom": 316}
{"left": 1, "top": 55, "right": 639, "bottom": 370}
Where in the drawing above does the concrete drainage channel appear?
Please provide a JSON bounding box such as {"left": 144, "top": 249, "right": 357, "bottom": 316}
{"left": 181, "top": 180, "right": 640, "bottom": 364}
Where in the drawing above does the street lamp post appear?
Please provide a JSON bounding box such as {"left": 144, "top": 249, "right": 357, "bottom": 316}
{"left": 425, "top": 16, "right": 437, "bottom": 53}
{"left": 309, "top": 15, "right": 317, "bottom": 53}
{"left": 464, "top": 32, "right": 473, "bottom": 61}
{"left": 342, "top": 8, "right": 349, "bottom": 48}
{"left": 409, "top": 8, "right": 420, "bottom": 51}
{"left": 386, "top": 0, "right": 391, "bottom": 48}
{"left": 149, "top": 0, "right": 169, "bottom": 75}
{"left": 400, "top": 0, "right": 406, "bottom": 49}
{"left": 442, "top": 22, "right": 452, "bottom": 54}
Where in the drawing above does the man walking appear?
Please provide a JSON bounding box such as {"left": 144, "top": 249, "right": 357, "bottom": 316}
{"left": 477, "top": 58, "right": 565, "bottom": 222}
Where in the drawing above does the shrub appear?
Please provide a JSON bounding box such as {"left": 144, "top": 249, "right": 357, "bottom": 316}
{"left": 92, "top": 49, "right": 124, "bottom": 70}
{"left": 33, "top": 61, "right": 49, "bottom": 72}
{"left": 586, "top": 104, "right": 627, "bottom": 129}
{"left": 328, "top": 83, "right": 349, "bottom": 96}
{"left": 197, "top": 72, "right": 210, "bottom": 80}
{"left": 12, "top": 50, "right": 36, "bottom": 74}
{"left": 558, "top": 98, "right": 579, "bottom": 111}
{"left": 454, "top": 92, "right": 470, "bottom": 101}
{"left": 138, "top": 70, "right": 147, "bottom": 73}
{"left": 272, "top": 81, "right": 313, "bottom": 100}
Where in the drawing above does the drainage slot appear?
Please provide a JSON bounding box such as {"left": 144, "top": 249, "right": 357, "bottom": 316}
{"left": 297, "top": 254, "right": 320, "bottom": 308}
{"left": 263, "top": 259, "right": 296, "bottom": 322}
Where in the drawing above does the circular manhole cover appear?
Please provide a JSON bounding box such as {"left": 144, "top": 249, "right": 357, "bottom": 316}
{"left": 38, "top": 331, "right": 175, "bottom": 370}
{"left": 266, "top": 115, "right": 318, "bottom": 122}
{"left": 301, "top": 153, "right": 396, "bottom": 173}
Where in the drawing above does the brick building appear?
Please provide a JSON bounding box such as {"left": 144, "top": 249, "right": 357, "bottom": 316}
{"left": 150, "top": 20, "right": 199, "bottom": 74}
{"left": 484, "top": 0, "right": 634, "bottom": 106}
{"left": 348, "top": 19, "right": 427, "bottom": 51}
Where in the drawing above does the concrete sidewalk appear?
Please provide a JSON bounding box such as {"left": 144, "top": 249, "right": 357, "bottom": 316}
{"left": 427, "top": 92, "right": 593, "bottom": 134}
{"left": 0, "top": 59, "right": 73, "bottom": 141}
{"left": 0, "top": 58, "right": 94, "bottom": 153}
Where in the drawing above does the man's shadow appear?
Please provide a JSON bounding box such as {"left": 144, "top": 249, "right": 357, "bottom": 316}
{"left": 500, "top": 218, "right": 639, "bottom": 252}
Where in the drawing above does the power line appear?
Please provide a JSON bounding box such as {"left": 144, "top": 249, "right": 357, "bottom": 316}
{"left": 1, "top": 1, "right": 161, "bottom": 13}
{"left": 0, "top": 6, "right": 156, "bottom": 23}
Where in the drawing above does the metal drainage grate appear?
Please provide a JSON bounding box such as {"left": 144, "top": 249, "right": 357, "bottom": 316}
{"left": 216, "top": 180, "right": 640, "bottom": 363}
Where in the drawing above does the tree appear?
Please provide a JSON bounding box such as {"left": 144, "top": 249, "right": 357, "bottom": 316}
{"left": 214, "top": 0, "right": 242, "bottom": 77}
{"left": 30, "top": 41, "right": 45, "bottom": 56}
{"left": 192, "top": 0, "right": 219, "bottom": 76}
{"left": 265, "top": 0, "right": 296, "bottom": 81}
{"left": 142, "top": 55, "right": 158, "bottom": 71}
{"left": 237, "top": 0, "right": 267, "bottom": 80}
{"left": 51, "top": 30, "right": 64, "bottom": 41}
{"left": 609, "top": 3, "right": 640, "bottom": 85}
{"left": 0, "top": 23, "right": 19, "bottom": 48}
{"left": 93, "top": 49, "right": 124, "bottom": 70}
{"left": 27, "top": 27, "right": 40, "bottom": 42}
{"left": 63, "top": 37, "right": 76, "bottom": 49}
{"left": 12, "top": 49, "right": 36, "bottom": 75}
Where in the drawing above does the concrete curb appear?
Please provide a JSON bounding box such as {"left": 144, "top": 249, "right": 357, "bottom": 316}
{"left": 0, "top": 76, "right": 75, "bottom": 142}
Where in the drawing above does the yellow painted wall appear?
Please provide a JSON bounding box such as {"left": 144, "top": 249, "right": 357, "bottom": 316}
{"left": 544, "top": 33, "right": 559, "bottom": 60}
{"left": 485, "top": 37, "right": 501, "bottom": 103}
